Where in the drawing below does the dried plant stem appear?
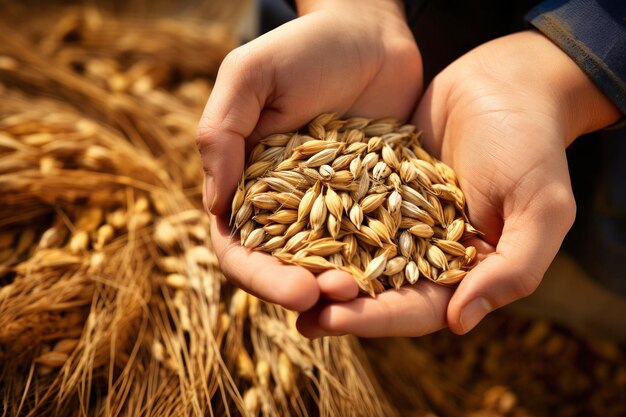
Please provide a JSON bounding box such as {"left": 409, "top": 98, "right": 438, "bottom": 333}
{"left": 0, "top": 5, "right": 396, "bottom": 417}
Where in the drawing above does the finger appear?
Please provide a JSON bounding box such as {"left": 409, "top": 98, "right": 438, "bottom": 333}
{"left": 464, "top": 236, "right": 495, "bottom": 261}
{"left": 296, "top": 281, "right": 453, "bottom": 338}
{"left": 316, "top": 270, "right": 359, "bottom": 301}
{"left": 447, "top": 184, "right": 576, "bottom": 334}
{"left": 210, "top": 213, "right": 320, "bottom": 311}
{"left": 411, "top": 75, "right": 450, "bottom": 157}
{"left": 196, "top": 47, "right": 270, "bottom": 215}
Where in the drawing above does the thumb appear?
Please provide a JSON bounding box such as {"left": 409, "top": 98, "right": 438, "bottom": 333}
{"left": 447, "top": 184, "right": 576, "bottom": 334}
{"left": 196, "top": 48, "right": 268, "bottom": 215}
{"left": 411, "top": 76, "right": 450, "bottom": 158}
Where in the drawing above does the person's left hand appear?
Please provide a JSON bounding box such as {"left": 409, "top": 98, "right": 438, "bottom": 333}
{"left": 297, "top": 30, "right": 622, "bottom": 338}
{"left": 196, "top": 0, "right": 422, "bottom": 312}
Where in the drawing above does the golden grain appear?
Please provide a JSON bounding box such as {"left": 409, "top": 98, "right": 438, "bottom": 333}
{"left": 233, "top": 115, "right": 478, "bottom": 293}
{"left": 35, "top": 351, "right": 69, "bottom": 368}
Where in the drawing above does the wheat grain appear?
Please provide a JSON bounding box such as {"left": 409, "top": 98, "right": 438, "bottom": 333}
{"left": 0, "top": 11, "right": 403, "bottom": 417}
{"left": 232, "top": 114, "right": 479, "bottom": 294}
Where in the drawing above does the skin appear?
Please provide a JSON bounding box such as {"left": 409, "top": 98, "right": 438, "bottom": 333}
{"left": 297, "top": 30, "right": 621, "bottom": 337}
{"left": 196, "top": 0, "right": 422, "bottom": 311}
{"left": 196, "top": 2, "right": 621, "bottom": 335}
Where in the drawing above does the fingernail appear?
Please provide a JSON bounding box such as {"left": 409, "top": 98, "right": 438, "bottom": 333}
{"left": 304, "top": 331, "right": 327, "bottom": 340}
{"left": 301, "top": 328, "right": 342, "bottom": 340}
{"left": 296, "top": 322, "right": 326, "bottom": 339}
{"left": 460, "top": 297, "right": 492, "bottom": 333}
{"left": 296, "top": 314, "right": 340, "bottom": 339}
{"left": 204, "top": 175, "right": 216, "bottom": 213}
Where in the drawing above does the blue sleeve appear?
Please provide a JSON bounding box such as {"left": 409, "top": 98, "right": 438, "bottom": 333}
{"left": 526, "top": 0, "right": 626, "bottom": 115}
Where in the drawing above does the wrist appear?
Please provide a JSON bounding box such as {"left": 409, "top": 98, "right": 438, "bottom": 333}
{"left": 295, "top": 0, "right": 406, "bottom": 22}
{"left": 522, "top": 31, "right": 621, "bottom": 144}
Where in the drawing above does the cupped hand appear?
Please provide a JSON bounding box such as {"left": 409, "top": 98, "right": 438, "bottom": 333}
{"left": 196, "top": 0, "right": 422, "bottom": 311}
{"left": 297, "top": 30, "right": 621, "bottom": 336}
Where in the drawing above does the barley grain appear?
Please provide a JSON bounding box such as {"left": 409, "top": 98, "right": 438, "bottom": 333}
{"left": 234, "top": 114, "right": 479, "bottom": 294}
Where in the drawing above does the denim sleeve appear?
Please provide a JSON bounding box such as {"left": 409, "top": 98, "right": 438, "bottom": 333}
{"left": 526, "top": 0, "right": 626, "bottom": 115}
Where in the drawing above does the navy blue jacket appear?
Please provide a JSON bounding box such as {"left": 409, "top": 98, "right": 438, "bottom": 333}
{"left": 527, "top": 0, "right": 626, "bottom": 114}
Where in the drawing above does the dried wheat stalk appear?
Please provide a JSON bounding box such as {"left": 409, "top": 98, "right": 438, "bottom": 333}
{"left": 0, "top": 6, "right": 397, "bottom": 417}
{"left": 233, "top": 114, "right": 479, "bottom": 295}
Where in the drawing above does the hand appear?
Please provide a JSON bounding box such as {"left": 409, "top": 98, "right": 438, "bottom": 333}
{"left": 297, "top": 30, "right": 621, "bottom": 336}
{"left": 196, "top": 0, "right": 422, "bottom": 311}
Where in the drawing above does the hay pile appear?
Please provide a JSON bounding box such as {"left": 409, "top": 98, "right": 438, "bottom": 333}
{"left": 0, "top": 5, "right": 393, "bottom": 416}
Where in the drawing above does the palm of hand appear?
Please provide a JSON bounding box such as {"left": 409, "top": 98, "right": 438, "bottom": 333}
{"left": 433, "top": 73, "right": 575, "bottom": 250}
{"left": 237, "top": 9, "right": 423, "bottom": 141}
{"left": 426, "top": 73, "right": 577, "bottom": 334}
{"left": 297, "top": 35, "right": 578, "bottom": 338}
{"left": 199, "top": 8, "right": 423, "bottom": 313}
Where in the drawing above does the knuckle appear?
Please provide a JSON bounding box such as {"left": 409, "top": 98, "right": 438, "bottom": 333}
{"left": 547, "top": 184, "right": 574, "bottom": 210}
{"left": 195, "top": 124, "right": 217, "bottom": 146}
{"left": 221, "top": 46, "right": 250, "bottom": 69}
{"left": 221, "top": 45, "right": 263, "bottom": 83}
{"left": 278, "top": 270, "right": 319, "bottom": 311}
{"left": 541, "top": 185, "right": 577, "bottom": 232}
{"left": 557, "top": 189, "right": 577, "bottom": 229}
{"left": 195, "top": 124, "right": 221, "bottom": 150}
{"left": 511, "top": 264, "right": 542, "bottom": 299}
{"left": 394, "top": 41, "right": 422, "bottom": 72}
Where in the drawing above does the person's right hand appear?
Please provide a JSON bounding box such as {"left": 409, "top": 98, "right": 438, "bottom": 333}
{"left": 196, "top": 0, "right": 422, "bottom": 311}
{"left": 295, "top": 30, "right": 622, "bottom": 339}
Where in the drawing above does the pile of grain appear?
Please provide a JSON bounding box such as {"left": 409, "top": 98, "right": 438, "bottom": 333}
{"left": 234, "top": 114, "right": 478, "bottom": 295}
{"left": 0, "top": 5, "right": 393, "bottom": 416}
